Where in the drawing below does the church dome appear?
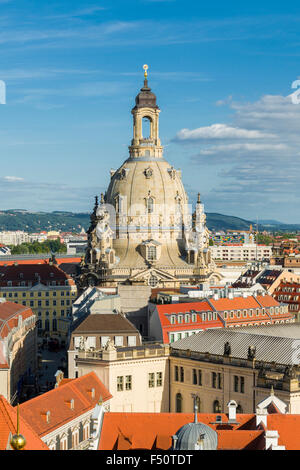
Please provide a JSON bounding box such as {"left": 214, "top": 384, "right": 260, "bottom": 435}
{"left": 133, "top": 80, "right": 159, "bottom": 110}
{"left": 174, "top": 421, "right": 218, "bottom": 450}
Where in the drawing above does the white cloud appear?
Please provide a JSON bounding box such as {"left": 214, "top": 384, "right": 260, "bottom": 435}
{"left": 174, "top": 123, "right": 274, "bottom": 141}
{"left": 3, "top": 176, "right": 24, "bottom": 182}
{"left": 173, "top": 92, "right": 300, "bottom": 221}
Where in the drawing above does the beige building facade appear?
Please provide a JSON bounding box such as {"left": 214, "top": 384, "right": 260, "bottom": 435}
{"left": 74, "top": 344, "right": 170, "bottom": 413}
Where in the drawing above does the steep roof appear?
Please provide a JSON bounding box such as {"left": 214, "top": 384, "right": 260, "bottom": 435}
{"left": 72, "top": 313, "right": 139, "bottom": 335}
{"left": 19, "top": 372, "right": 112, "bottom": 437}
{"left": 0, "top": 396, "right": 48, "bottom": 450}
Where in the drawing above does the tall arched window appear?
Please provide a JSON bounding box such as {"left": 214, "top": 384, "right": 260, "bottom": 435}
{"left": 147, "top": 197, "right": 154, "bottom": 214}
{"left": 142, "top": 116, "right": 152, "bottom": 139}
{"left": 195, "top": 396, "right": 201, "bottom": 412}
{"left": 213, "top": 400, "right": 221, "bottom": 413}
{"left": 45, "top": 319, "right": 50, "bottom": 332}
{"left": 236, "top": 404, "right": 243, "bottom": 414}
{"left": 52, "top": 318, "right": 57, "bottom": 332}
{"left": 176, "top": 393, "right": 183, "bottom": 413}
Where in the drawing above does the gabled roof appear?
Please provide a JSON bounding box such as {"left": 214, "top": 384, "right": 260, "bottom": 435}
{"left": 19, "top": 372, "right": 112, "bottom": 437}
{"left": 0, "top": 396, "right": 48, "bottom": 450}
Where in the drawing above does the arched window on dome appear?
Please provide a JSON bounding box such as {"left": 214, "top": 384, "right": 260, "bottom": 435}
{"left": 176, "top": 393, "right": 183, "bottom": 413}
{"left": 147, "top": 197, "right": 154, "bottom": 214}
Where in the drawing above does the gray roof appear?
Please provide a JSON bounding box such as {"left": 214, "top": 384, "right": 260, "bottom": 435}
{"left": 171, "top": 325, "right": 300, "bottom": 366}
{"left": 175, "top": 422, "right": 218, "bottom": 450}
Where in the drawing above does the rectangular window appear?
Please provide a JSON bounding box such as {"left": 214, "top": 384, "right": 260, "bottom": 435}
{"left": 175, "top": 366, "right": 179, "bottom": 382}
{"left": 125, "top": 375, "right": 132, "bottom": 390}
{"left": 117, "top": 376, "right": 123, "bottom": 391}
{"left": 127, "top": 336, "right": 136, "bottom": 347}
{"left": 114, "top": 336, "right": 124, "bottom": 347}
{"left": 234, "top": 375, "right": 239, "bottom": 392}
{"left": 240, "top": 377, "right": 245, "bottom": 394}
{"left": 218, "top": 372, "right": 222, "bottom": 389}
{"left": 180, "top": 367, "right": 184, "bottom": 383}
{"left": 198, "top": 370, "right": 202, "bottom": 386}
{"left": 212, "top": 372, "right": 217, "bottom": 388}
{"left": 193, "top": 369, "right": 197, "bottom": 385}
{"left": 148, "top": 373, "right": 155, "bottom": 388}
{"left": 156, "top": 372, "right": 162, "bottom": 387}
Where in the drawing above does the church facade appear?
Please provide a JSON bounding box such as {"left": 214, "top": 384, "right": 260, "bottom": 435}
{"left": 78, "top": 68, "right": 221, "bottom": 289}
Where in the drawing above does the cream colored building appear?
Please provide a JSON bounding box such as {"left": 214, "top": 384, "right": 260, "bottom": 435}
{"left": 78, "top": 68, "right": 221, "bottom": 290}
{"left": 74, "top": 343, "right": 170, "bottom": 413}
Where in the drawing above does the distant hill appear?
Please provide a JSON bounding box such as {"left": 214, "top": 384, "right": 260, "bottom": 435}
{"left": 0, "top": 209, "right": 298, "bottom": 233}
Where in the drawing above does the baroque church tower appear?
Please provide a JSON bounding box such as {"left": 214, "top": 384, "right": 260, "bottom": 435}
{"left": 78, "top": 66, "right": 220, "bottom": 289}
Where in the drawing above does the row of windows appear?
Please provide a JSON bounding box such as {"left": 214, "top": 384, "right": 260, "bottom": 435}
{"left": 169, "top": 311, "right": 217, "bottom": 324}
{"left": 223, "top": 307, "right": 282, "bottom": 320}
{"left": 6, "top": 280, "right": 71, "bottom": 287}
{"left": 14, "top": 299, "right": 71, "bottom": 307}
{"left": 1, "top": 290, "right": 74, "bottom": 297}
{"left": 174, "top": 366, "right": 245, "bottom": 393}
{"left": 170, "top": 331, "right": 197, "bottom": 343}
{"left": 116, "top": 372, "right": 163, "bottom": 391}
{"left": 175, "top": 394, "right": 243, "bottom": 414}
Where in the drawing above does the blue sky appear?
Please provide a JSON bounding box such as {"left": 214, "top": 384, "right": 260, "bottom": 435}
{"left": 1, "top": 0, "right": 300, "bottom": 222}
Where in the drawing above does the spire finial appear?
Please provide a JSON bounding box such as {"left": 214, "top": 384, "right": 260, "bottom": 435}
{"left": 143, "top": 64, "right": 148, "bottom": 79}
{"left": 10, "top": 403, "right": 26, "bottom": 450}
{"left": 270, "top": 385, "right": 274, "bottom": 396}
{"left": 100, "top": 193, "right": 104, "bottom": 204}
{"left": 197, "top": 193, "right": 201, "bottom": 204}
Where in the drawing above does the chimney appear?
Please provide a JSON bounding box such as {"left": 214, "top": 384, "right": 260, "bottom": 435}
{"left": 265, "top": 430, "right": 280, "bottom": 449}
{"left": 256, "top": 408, "right": 267, "bottom": 428}
{"left": 227, "top": 400, "right": 237, "bottom": 422}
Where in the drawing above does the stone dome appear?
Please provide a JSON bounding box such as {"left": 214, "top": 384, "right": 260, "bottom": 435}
{"left": 174, "top": 421, "right": 218, "bottom": 450}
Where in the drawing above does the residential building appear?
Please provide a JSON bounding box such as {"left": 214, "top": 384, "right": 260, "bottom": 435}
{"left": 73, "top": 342, "right": 170, "bottom": 413}
{"left": 0, "top": 262, "right": 77, "bottom": 341}
{"left": 273, "top": 280, "right": 300, "bottom": 321}
{"left": 148, "top": 293, "right": 293, "bottom": 344}
{"left": 68, "top": 312, "right": 142, "bottom": 378}
{"left": 211, "top": 243, "right": 272, "bottom": 262}
{"left": 19, "top": 371, "right": 112, "bottom": 450}
{"left": 232, "top": 265, "right": 300, "bottom": 294}
{"left": 0, "top": 299, "right": 37, "bottom": 403}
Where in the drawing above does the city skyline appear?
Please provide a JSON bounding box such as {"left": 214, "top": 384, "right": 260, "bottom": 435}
{"left": 1, "top": 0, "right": 300, "bottom": 222}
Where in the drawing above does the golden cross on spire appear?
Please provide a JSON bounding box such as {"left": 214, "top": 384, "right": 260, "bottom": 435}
{"left": 143, "top": 64, "right": 149, "bottom": 79}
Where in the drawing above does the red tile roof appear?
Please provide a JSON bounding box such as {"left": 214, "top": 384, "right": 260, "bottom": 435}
{"left": 0, "top": 396, "right": 48, "bottom": 450}
{"left": 0, "top": 263, "right": 75, "bottom": 286}
{"left": 0, "top": 301, "right": 35, "bottom": 341}
{"left": 19, "top": 372, "right": 112, "bottom": 437}
{"left": 99, "top": 412, "right": 261, "bottom": 450}
{"left": 0, "top": 257, "right": 81, "bottom": 267}
{"left": 155, "top": 302, "right": 223, "bottom": 343}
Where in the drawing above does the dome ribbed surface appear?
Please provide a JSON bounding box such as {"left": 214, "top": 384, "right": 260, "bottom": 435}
{"left": 175, "top": 422, "right": 218, "bottom": 450}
